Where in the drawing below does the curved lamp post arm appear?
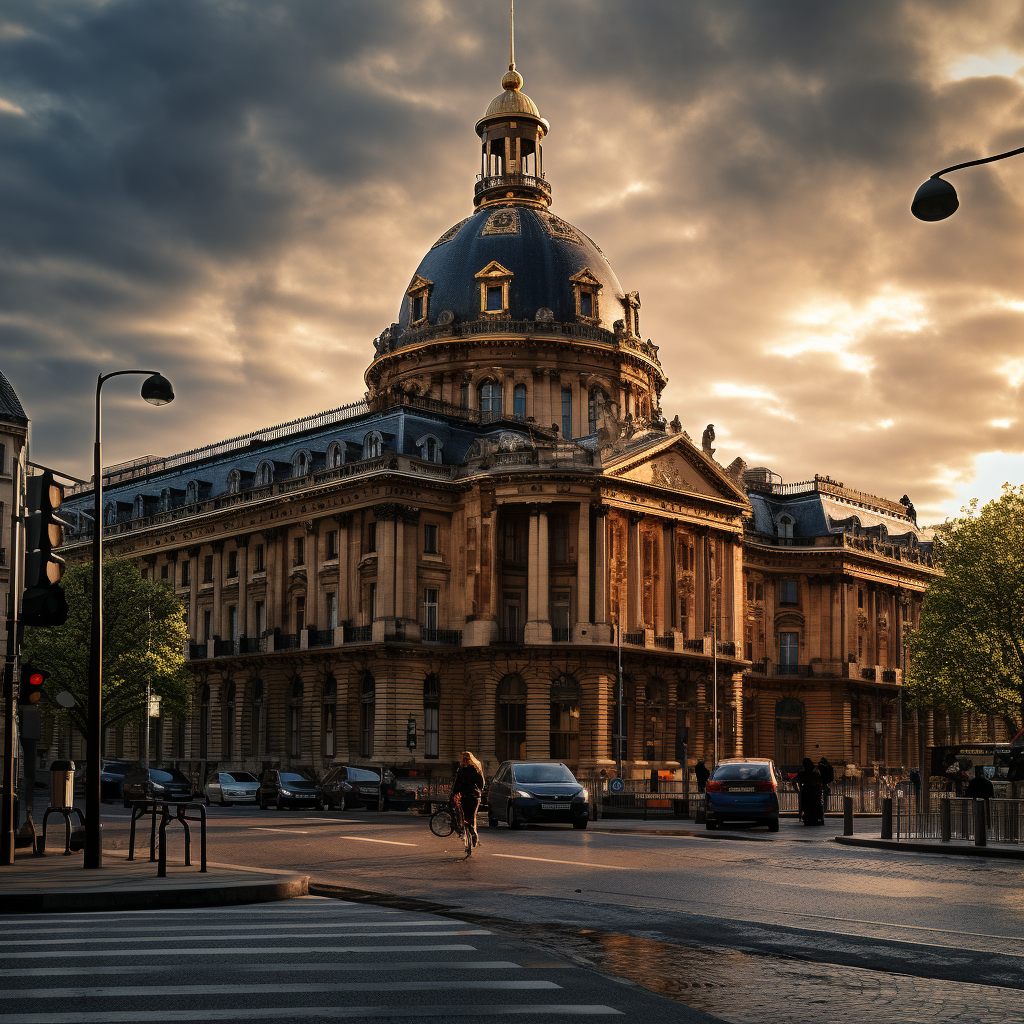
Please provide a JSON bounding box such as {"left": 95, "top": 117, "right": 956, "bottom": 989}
{"left": 913, "top": 143, "right": 1024, "bottom": 221}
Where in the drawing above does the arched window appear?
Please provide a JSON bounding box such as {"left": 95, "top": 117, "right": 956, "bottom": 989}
{"left": 495, "top": 674, "right": 527, "bottom": 762}
{"left": 159, "top": 488, "right": 171, "bottom": 512}
{"left": 185, "top": 481, "right": 198, "bottom": 505}
{"left": 222, "top": 682, "right": 236, "bottom": 759}
{"left": 322, "top": 675, "right": 337, "bottom": 759}
{"left": 642, "top": 677, "right": 666, "bottom": 762}
{"left": 363, "top": 432, "right": 383, "bottom": 459}
{"left": 479, "top": 380, "right": 503, "bottom": 421}
{"left": 424, "top": 674, "right": 440, "bottom": 759}
{"left": 549, "top": 675, "right": 580, "bottom": 761}
{"left": 132, "top": 494, "right": 145, "bottom": 520}
{"left": 289, "top": 678, "right": 304, "bottom": 758}
{"left": 256, "top": 462, "right": 274, "bottom": 487}
{"left": 359, "top": 672, "right": 375, "bottom": 757}
{"left": 415, "top": 434, "right": 442, "bottom": 464}
{"left": 513, "top": 384, "right": 526, "bottom": 419}
{"left": 327, "top": 442, "right": 343, "bottom": 469}
{"left": 227, "top": 469, "right": 242, "bottom": 494}
{"left": 248, "top": 679, "right": 264, "bottom": 758}
{"left": 104, "top": 501, "right": 117, "bottom": 526}
{"left": 588, "top": 387, "right": 607, "bottom": 435}
{"left": 292, "top": 450, "right": 309, "bottom": 478}
{"left": 198, "top": 684, "right": 211, "bottom": 760}
{"left": 777, "top": 515, "right": 794, "bottom": 541}
{"left": 774, "top": 698, "right": 804, "bottom": 769}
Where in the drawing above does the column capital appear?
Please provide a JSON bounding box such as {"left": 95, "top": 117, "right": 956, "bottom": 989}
{"left": 235, "top": 534, "right": 251, "bottom": 548}
{"left": 166, "top": 550, "right": 179, "bottom": 562}
{"left": 372, "top": 502, "right": 420, "bottom": 523}
{"left": 627, "top": 510, "right": 646, "bottom": 525}
{"left": 211, "top": 540, "right": 225, "bottom": 554}
{"left": 262, "top": 526, "right": 284, "bottom": 542}
{"left": 187, "top": 546, "right": 201, "bottom": 559}
{"left": 592, "top": 502, "right": 610, "bottom": 518}
{"left": 332, "top": 512, "right": 353, "bottom": 528}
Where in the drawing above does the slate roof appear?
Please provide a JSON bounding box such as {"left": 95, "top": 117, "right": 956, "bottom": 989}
{"left": 0, "top": 371, "right": 27, "bottom": 427}
{"left": 398, "top": 205, "right": 625, "bottom": 332}
{"left": 748, "top": 490, "right": 921, "bottom": 541}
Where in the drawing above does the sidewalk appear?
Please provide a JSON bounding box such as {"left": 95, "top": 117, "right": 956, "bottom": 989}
{"left": 587, "top": 815, "right": 876, "bottom": 842}
{"left": 835, "top": 834, "right": 1024, "bottom": 859}
{"left": 0, "top": 848, "right": 307, "bottom": 913}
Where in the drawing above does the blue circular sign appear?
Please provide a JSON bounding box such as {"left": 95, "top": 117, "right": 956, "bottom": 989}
{"left": 609, "top": 777, "right": 625, "bottom": 794}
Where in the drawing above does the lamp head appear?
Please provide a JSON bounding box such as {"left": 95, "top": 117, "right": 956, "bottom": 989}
{"left": 912, "top": 176, "right": 959, "bottom": 221}
{"left": 141, "top": 373, "right": 174, "bottom": 406}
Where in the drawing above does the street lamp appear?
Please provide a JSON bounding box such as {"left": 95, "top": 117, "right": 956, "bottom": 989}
{"left": 84, "top": 370, "right": 174, "bottom": 870}
{"left": 911, "top": 142, "right": 1024, "bottom": 221}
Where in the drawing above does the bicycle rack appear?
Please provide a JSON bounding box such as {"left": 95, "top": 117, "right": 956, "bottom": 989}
{"left": 128, "top": 800, "right": 207, "bottom": 876}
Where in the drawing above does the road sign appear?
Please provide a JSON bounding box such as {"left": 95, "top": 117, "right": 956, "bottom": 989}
{"left": 609, "top": 777, "right": 625, "bottom": 794}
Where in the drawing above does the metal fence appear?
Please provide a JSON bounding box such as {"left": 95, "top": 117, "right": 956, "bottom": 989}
{"left": 893, "top": 797, "right": 1023, "bottom": 845}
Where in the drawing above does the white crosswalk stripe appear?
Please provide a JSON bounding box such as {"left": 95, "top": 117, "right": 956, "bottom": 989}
{"left": 0, "top": 897, "right": 632, "bottom": 1021}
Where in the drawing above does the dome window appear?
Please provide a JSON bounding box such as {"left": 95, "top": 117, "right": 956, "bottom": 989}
{"left": 363, "top": 431, "right": 383, "bottom": 459}
{"left": 327, "top": 442, "right": 343, "bottom": 469}
{"left": 475, "top": 261, "right": 513, "bottom": 317}
{"left": 292, "top": 450, "right": 310, "bottom": 478}
{"left": 227, "top": 470, "right": 241, "bottom": 494}
{"left": 570, "top": 268, "right": 602, "bottom": 324}
{"left": 416, "top": 434, "right": 443, "bottom": 464}
{"left": 588, "top": 387, "right": 608, "bottom": 434}
{"left": 255, "top": 461, "right": 274, "bottom": 487}
{"left": 513, "top": 384, "right": 526, "bottom": 419}
{"left": 479, "top": 380, "right": 504, "bottom": 421}
{"left": 406, "top": 274, "right": 432, "bottom": 327}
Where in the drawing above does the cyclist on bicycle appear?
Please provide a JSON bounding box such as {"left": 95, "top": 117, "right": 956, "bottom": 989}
{"left": 451, "top": 751, "right": 485, "bottom": 848}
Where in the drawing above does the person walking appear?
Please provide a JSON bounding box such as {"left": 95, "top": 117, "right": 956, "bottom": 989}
{"left": 817, "top": 757, "right": 834, "bottom": 814}
{"left": 794, "top": 758, "right": 824, "bottom": 826}
{"left": 451, "top": 751, "right": 485, "bottom": 848}
{"left": 965, "top": 765, "right": 994, "bottom": 801}
{"left": 694, "top": 759, "right": 710, "bottom": 793}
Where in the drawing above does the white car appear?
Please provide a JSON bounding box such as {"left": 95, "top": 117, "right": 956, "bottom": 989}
{"left": 204, "top": 770, "right": 260, "bottom": 806}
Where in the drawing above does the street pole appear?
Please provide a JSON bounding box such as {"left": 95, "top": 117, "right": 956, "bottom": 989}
{"left": 1, "top": 440, "right": 25, "bottom": 865}
{"left": 143, "top": 603, "right": 151, "bottom": 769}
{"left": 616, "top": 618, "right": 623, "bottom": 778}
{"left": 712, "top": 585, "right": 718, "bottom": 769}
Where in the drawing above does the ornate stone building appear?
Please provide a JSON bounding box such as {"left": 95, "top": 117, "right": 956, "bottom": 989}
{"left": 59, "top": 52, "right": 750, "bottom": 783}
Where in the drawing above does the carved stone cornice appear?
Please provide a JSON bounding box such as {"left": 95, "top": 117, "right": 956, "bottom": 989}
{"left": 332, "top": 512, "right": 353, "bottom": 529}
{"left": 236, "top": 534, "right": 251, "bottom": 548}
{"left": 372, "top": 503, "right": 420, "bottom": 524}
{"left": 627, "top": 511, "right": 646, "bottom": 525}
{"left": 592, "top": 503, "right": 610, "bottom": 518}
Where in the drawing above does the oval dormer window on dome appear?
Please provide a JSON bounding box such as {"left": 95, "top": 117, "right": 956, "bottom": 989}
{"left": 256, "top": 461, "right": 274, "bottom": 487}
{"left": 363, "top": 431, "right": 383, "bottom": 459}
{"left": 475, "top": 261, "right": 512, "bottom": 317}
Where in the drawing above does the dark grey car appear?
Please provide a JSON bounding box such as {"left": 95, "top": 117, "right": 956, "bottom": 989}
{"left": 486, "top": 761, "right": 589, "bottom": 829}
{"left": 258, "top": 769, "right": 321, "bottom": 810}
{"left": 122, "top": 764, "right": 196, "bottom": 806}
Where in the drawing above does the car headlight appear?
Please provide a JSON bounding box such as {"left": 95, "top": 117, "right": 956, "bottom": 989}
{"left": 579, "top": 788, "right": 589, "bottom": 802}
{"left": 279, "top": 788, "right": 293, "bottom": 796}
{"left": 515, "top": 789, "right": 533, "bottom": 799}
{"left": 151, "top": 783, "right": 166, "bottom": 791}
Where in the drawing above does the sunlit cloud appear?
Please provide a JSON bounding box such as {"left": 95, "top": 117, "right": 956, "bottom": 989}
{"left": 0, "top": 97, "right": 25, "bottom": 116}
{"left": 947, "top": 49, "right": 1024, "bottom": 81}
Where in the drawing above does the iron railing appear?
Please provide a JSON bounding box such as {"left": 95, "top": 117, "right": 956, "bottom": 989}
{"left": 494, "top": 626, "right": 525, "bottom": 645}
{"left": 308, "top": 628, "right": 335, "bottom": 648}
{"left": 343, "top": 625, "right": 372, "bottom": 644}
{"left": 421, "top": 628, "right": 463, "bottom": 646}
{"left": 552, "top": 628, "right": 571, "bottom": 643}
{"left": 275, "top": 633, "right": 300, "bottom": 651}
{"left": 622, "top": 630, "right": 645, "bottom": 646}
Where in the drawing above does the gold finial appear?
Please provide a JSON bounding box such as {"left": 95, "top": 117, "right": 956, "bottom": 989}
{"left": 502, "top": 0, "right": 523, "bottom": 90}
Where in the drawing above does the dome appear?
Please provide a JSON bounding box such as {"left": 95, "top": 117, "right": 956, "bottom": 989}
{"left": 483, "top": 86, "right": 540, "bottom": 120}
{"left": 397, "top": 205, "right": 625, "bottom": 333}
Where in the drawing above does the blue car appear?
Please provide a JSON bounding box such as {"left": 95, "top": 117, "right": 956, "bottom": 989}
{"left": 704, "top": 758, "right": 781, "bottom": 832}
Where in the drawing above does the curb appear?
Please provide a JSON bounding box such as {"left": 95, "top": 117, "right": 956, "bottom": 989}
{"left": 834, "top": 836, "right": 1024, "bottom": 860}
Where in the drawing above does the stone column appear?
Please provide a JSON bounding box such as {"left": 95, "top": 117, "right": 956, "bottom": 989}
{"left": 263, "top": 528, "right": 280, "bottom": 629}
{"left": 306, "top": 521, "right": 321, "bottom": 628}
{"left": 593, "top": 505, "right": 609, "bottom": 639}
{"left": 393, "top": 517, "right": 405, "bottom": 620}
{"left": 626, "top": 512, "right": 645, "bottom": 629}
{"left": 211, "top": 541, "right": 224, "bottom": 638}
{"left": 375, "top": 507, "right": 396, "bottom": 620}
{"left": 525, "top": 504, "right": 551, "bottom": 643}
{"left": 654, "top": 522, "right": 667, "bottom": 634}
{"left": 334, "top": 514, "right": 351, "bottom": 623}
{"left": 237, "top": 535, "right": 250, "bottom": 638}
{"left": 527, "top": 506, "right": 539, "bottom": 622}
{"left": 187, "top": 546, "right": 200, "bottom": 639}
{"left": 576, "top": 501, "right": 590, "bottom": 625}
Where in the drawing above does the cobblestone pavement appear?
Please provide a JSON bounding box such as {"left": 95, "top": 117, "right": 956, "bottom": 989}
{"left": 526, "top": 928, "right": 1024, "bottom": 1024}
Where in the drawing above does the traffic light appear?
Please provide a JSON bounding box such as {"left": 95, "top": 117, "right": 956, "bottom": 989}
{"left": 19, "top": 665, "right": 47, "bottom": 706}
{"left": 22, "top": 470, "right": 68, "bottom": 627}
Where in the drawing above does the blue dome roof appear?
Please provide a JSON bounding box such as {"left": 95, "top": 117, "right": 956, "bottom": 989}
{"left": 398, "top": 205, "right": 625, "bottom": 333}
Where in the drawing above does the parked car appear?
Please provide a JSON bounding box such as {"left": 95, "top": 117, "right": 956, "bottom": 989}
{"left": 258, "top": 769, "right": 322, "bottom": 810}
{"left": 704, "top": 758, "right": 781, "bottom": 832}
{"left": 204, "top": 770, "right": 260, "bottom": 806}
{"left": 99, "top": 760, "right": 133, "bottom": 802}
{"left": 122, "top": 764, "right": 197, "bottom": 806}
{"left": 487, "top": 761, "right": 589, "bottom": 829}
{"left": 320, "top": 765, "right": 416, "bottom": 811}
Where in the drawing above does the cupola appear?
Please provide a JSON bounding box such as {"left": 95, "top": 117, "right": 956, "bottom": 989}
{"left": 474, "top": 3, "right": 551, "bottom": 209}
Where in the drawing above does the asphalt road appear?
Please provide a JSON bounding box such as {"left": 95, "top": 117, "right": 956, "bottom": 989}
{"left": 91, "top": 804, "right": 1024, "bottom": 1022}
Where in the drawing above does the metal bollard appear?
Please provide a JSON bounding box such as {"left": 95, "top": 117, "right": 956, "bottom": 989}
{"left": 940, "top": 798, "right": 951, "bottom": 842}
{"left": 843, "top": 796, "right": 854, "bottom": 836}
{"left": 974, "top": 799, "right": 987, "bottom": 847}
{"left": 881, "top": 797, "right": 893, "bottom": 840}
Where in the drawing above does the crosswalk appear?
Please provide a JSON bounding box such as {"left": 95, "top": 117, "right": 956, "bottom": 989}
{"left": 0, "top": 897, "right": 704, "bottom": 1022}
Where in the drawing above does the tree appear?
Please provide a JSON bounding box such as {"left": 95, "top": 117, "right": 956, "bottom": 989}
{"left": 21, "top": 558, "right": 191, "bottom": 744}
{"left": 905, "top": 484, "right": 1024, "bottom": 734}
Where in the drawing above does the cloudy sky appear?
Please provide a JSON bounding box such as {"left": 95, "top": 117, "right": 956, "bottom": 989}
{"left": 3, "top": 0, "right": 1024, "bottom": 522}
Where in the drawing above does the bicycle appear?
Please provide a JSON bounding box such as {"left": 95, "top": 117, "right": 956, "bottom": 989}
{"left": 429, "top": 793, "right": 472, "bottom": 857}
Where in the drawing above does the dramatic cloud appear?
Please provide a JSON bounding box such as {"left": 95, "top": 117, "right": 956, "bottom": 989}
{"left": 3, "top": 0, "right": 1024, "bottom": 521}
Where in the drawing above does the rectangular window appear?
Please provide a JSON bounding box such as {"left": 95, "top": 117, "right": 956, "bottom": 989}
{"left": 504, "top": 518, "right": 520, "bottom": 562}
{"left": 780, "top": 579, "right": 798, "bottom": 605}
{"left": 229, "top": 605, "right": 238, "bottom": 640}
{"left": 552, "top": 594, "right": 570, "bottom": 632}
{"left": 253, "top": 544, "right": 265, "bottom": 573}
{"left": 140, "top": 568, "right": 148, "bottom": 580}
{"left": 486, "top": 285, "right": 503, "bottom": 311}
{"left": 579, "top": 290, "right": 593, "bottom": 317}
{"left": 747, "top": 582, "right": 754, "bottom": 602}
{"left": 460, "top": 382, "right": 470, "bottom": 408}
{"left": 858, "top": 587, "right": 864, "bottom": 608}
{"left": 203, "top": 609, "right": 212, "bottom": 641}
{"left": 203, "top": 555, "right": 214, "bottom": 583}
{"left": 326, "top": 592, "right": 338, "bottom": 629}
{"left": 326, "top": 530, "right": 339, "bottom": 559}
{"left": 295, "top": 596, "right": 306, "bottom": 633}
{"left": 412, "top": 295, "right": 424, "bottom": 321}
{"left": 293, "top": 536, "right": 304, "bottom": 566}
{"left": 780, "top": 631, "right": 799, "bottom": 674}
{"left": 161, "top": 564, "right": 169, "bottom": 580}
{"left": 227, "top": 550, "right": 238, "bottom": 579}
{"left": 424, "top": 523, "right": 438, "bottom": 554}
{"left": 746, "top": 641, "right": 753, "bottom": 660}
{"left": 254, "top": 601, "right": 266, "bottom": 636}
{"left": 181, "top": 561, "right": 191, "bottom": 587}
{"left": 755, "top": 583, "right": 763, "bottom": 601}
{"left": 425, "top": 703, "right": 439, "bottom": 759}
{"left": 423, "top": 588, "right": 439, "bottom": 631}
{"left": 367, "top": 521, "right": 377, "bottom": 554}
{"left": 561, "top": 387, "right": 572, "bottom": 438}
{"left": 369, "top": 582, "right": 377, "bottom": 621}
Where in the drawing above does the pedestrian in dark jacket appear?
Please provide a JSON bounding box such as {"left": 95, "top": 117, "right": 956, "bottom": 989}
{"left": 817, "top": 757, "right": 834, "bottom": 813}
{"left": 794, "top": 758, "right": 824, "bottom": 826}
{"left": 965, "top": 766, "right": 994, "bottom": 801}
{"left": 694, "top": 760, "right": 710, "bottom": 793}
{"left": 451, "top": 751, "right": 485, "bottom": 847}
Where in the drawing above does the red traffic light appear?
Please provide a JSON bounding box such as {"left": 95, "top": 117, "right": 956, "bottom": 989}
{"left": 20, "top": 665, "right": 47, "bottom": 705}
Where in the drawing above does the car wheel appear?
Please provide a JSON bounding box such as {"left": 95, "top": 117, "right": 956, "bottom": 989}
{"left": 258, "top": 796, "right": 266, "bottom": 810}
{"left": 507, "top": 800, "right": 520, "bottom": 829}
{"left": 705, "top": 819, "right": 717, "bottom": 830}
{"left": 572, "top": 819, "right": 588, "bottom": 830}
{"left": 768, "top": 818, "right": 779, "bottom": 833}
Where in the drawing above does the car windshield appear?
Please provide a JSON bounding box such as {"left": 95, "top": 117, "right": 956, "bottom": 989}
{"left": 321, "top": 767, "right": 342, "bottom": 784}
{"left": 713, "top": 764, "right": 771, "bottom": 782}
{"left": 512, "top": 763, "right": 577, "bottom": 784}
{"left": 280, "top": 773, "right": 315, "bottom": 786}
{"left": 347, "top": 768, "right": 380, "bottom": 783}
{"left": 151, "top": 769, "right": 191, "bottom": 785}
{"left": 102, "top": 762, "right": 131, "bottom": 776}
{"left": 222, "top": 772, "right": 256, "bottom": 783}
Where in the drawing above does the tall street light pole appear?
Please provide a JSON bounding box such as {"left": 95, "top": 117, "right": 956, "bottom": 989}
{"left": 84, "top": 370, "right": 174, "bottom": 870}
{"left": 911, "top": 142, "right": 1024, "bottom": 221}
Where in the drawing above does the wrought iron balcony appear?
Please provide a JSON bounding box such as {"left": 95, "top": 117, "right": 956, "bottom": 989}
{"left": 421, "top": 628, "right": 463, "bottom": 646}
{"left": 474, "top": 173, "right": 551, "bottom": 201}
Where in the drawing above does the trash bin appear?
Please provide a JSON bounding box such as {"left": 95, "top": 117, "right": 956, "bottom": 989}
{"left": 49, "top": 760, "right": 75, "bottom": 809}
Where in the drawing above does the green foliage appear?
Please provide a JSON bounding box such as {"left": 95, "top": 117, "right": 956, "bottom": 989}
{"left": 905, "top": 484, "right": 1024, "bottom": 731}
{"left": 21, "top": 558, "right": 191, "bottom": 739}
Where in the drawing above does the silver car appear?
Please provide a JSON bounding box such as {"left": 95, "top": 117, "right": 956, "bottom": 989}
{"left": 204, "top": 770, "right": 260, "bottom": 806}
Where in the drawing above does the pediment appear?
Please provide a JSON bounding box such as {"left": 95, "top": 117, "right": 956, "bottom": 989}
{"left": 606, "top": 436, "right": 748, "bottom": 505}
{"left": 569, "top": 267, "right": 603, "bottom": 289}
{"left": 406, "top": 274, "right": 433, "bottom": 295}
{"left": 474, "top": 261, "right": 513, "bottom": 280}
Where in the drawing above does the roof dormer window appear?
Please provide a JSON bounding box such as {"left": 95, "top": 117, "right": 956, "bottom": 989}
{"left": 406, "top": 274, "right": 432, "bottom": 327}
{"left": 570, "top": 268, "right": 602, "bottom": 324}
{"left": 475, "top": 261, "right": 512, "bottom": 317}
